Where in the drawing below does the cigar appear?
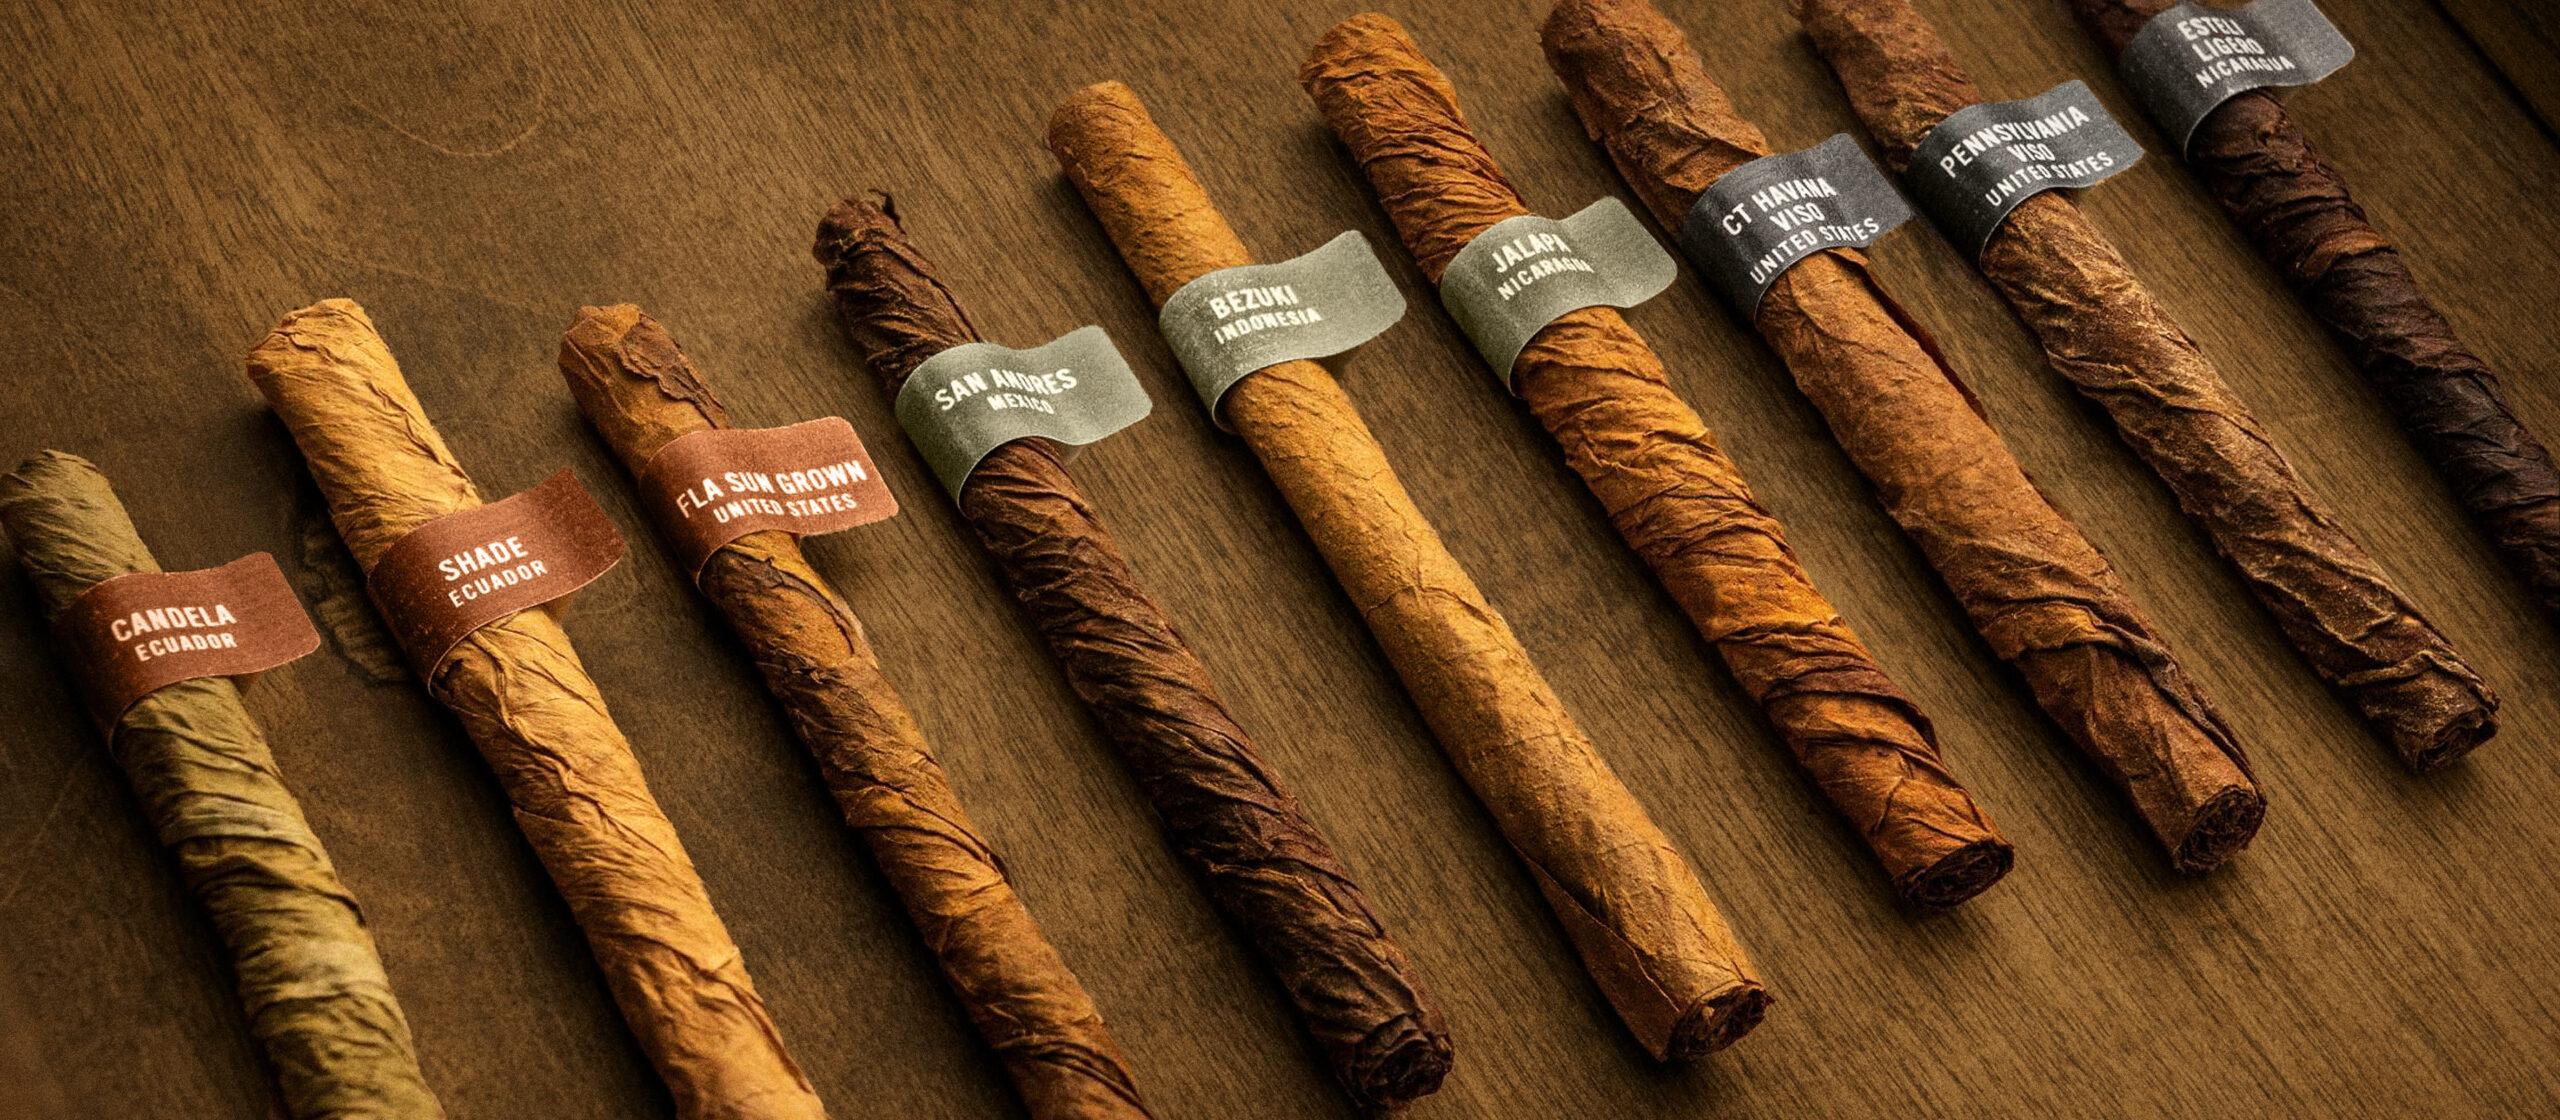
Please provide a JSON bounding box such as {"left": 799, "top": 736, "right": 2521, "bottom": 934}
{"left": 810, "top": 200, "right": 1451, "bottom": 1110}
{"left": 1535, "top": 0, "right": 2263, "bottom": 869}
{"left": 245, "top": 299, "right": 825, "bottom": 1120}
{"left": 1795, "top": 0, "right": 2497, "bottom": 772}
{"left": 2070, "top": 0, "right": 2560, "bottom": 627}
{"left": 1296, "top": 9, "right": 2009, "bottom": 910}
{"left": 557, "top": 306, "right": 1150, "bottom": 1120}
{"left": 1048, "top": 77, "right": 1769, "bottom": 1059}
{"left": 0, "top": 451, "right": 444, "bottom": 1120}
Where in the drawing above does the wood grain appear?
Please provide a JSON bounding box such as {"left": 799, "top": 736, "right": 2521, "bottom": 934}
{"left": 0, "top": 0, "right": 2554, "bottom": 1116}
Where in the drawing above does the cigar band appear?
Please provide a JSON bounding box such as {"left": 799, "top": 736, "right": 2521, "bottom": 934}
{"left": 1679, "top": 134, "right": 1916, "bottom": 314}
{"left": 1156, "top": 230, "right": 1407, "bottom": 428}
{"left": 1904, "top": 81, "right": 2146, "bottom": 257}
{"left": 636, "top": 418, "right": 899, "bottom": 581}
{"left": 1437, "top": 197, "right": 1678, "bottom": 389}
{"left": 895, "top": 325, "right": 1153, "bottom": 499}
{"left": 52, "top": 552, "right": 321, "bottom": 732}
{"left": 2121, "top": 0, "right": 2352, "bottom": 153}
{"left": 365, "top": 468, "right": 626, "bottom": 675}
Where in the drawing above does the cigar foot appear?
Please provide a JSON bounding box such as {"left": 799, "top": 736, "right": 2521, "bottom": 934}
{"left": 1899, "top": 837, "right": 2015, "bottom": 911}
{"left": 1346, "top": 1015, "right": 1456, "bottom": 1110}
{"left": 1664, "top": 982, "right": 1772, "bottom": 1059}
{"left": 2404, "top": 702, "right": 2496, "bottom": 774}
{"left": 2171, "top": 787, "right": 2268, "bottom": 874}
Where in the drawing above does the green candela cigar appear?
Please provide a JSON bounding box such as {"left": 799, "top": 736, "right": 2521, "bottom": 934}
{"left": 0, "top": 450, "right": 444, "bottom": 1120}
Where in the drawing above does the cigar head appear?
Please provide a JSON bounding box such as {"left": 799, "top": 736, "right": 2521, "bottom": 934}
{"left": 1046, "top": 79, "right": 1255, "bottom": 303}
{"left": 1665, "top": 980, "right": 1771, "bottom": 1059}
{"left": 1340, "top": 1010, "right": 1455, "bottom": 1110}
{"left": 558, "top": 304, "right": 728, "bottom": 474}
{"left": 1300, "top": 12, "right": 1520, "bottom": 279}
{"left": 246, "top": 297, "right": 481, "bottom": 569}
{"left": 1899, "top": 836, "right": 2015, "bottom": 911}
{"left": 1792, "top": 0, "right": 1982, "bottom": 168}
{"left": 812, "top": 192, "right": 982, "bottom": 391}
{"left": 2171, "top": 786, "right": 2266, "bottom": 873}
{"left": 1539, "top": 0, "right": 1773, "bottom": 228}
{"left": 0, "top": 450, "right": 158, "bottom": 617}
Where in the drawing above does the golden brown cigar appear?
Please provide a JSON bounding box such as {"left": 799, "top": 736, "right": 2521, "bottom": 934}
{"left": 811, "top": 201, "right": 1451, "bottom": 1109}
{"left": 558, "top": 305, "right": 1150, "bottom": 1120}
{"left": 1536, "top": 0, "right": 2264, "bottom": 871}
{"left": 1049, "top": 78, "right": 1768, "bottom": 1060}
{"left": 1294, "top": 7, "right": 2010, "bottom": 909}
{"left": 1797, "top": 0, "right": 2495, "bottom": 772}
{"left": 247, "top": 299, "right": 826, "bottom": 1120}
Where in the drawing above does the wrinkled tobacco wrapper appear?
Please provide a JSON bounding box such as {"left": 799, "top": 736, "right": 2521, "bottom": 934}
{"left": 811, "top": 200, "right": 1452, "bottom": 1110}
{"left": 0, "top": 451, "right": 445, "bottom": 1120}
{"left": 1542, "top": 0, "right": 2263, "bottom": 870}
{"left": 2073, "top": 0, "right": 2560, "bottom": 626}
{"left": 1798, "top": 0, "right": 2496, "bottom": 772}
{"left": 245, "top": 299, "right": 825, "bottom": 1120}
{"left": 1048, "top": 77, "right": 1769, "bottom": 1060}
{"left": 1303, "top": 9, "right": 2010, "bottom": 910}
{"left": 558, "top": 305, "right": 1150, "bottom": 1120}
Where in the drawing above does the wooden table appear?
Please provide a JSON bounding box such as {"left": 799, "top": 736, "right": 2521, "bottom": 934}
{"left": 3, "top": 0, "right": 2554, "bottom": 1115}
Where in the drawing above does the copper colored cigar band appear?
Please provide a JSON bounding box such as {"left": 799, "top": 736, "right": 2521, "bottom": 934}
{"left": 53, "top": 552, "right": 321, "bottom": 731}
{"left": 894, "top": 326, "right": 1153, "bottom": 498}
{"left": 1905, "top": 81, "right": 2146, "bottom": 257}
{"left": 365, "top": 468, "right": 626, "bottom": 675}
{"left": 1438, "top": 197, "right": 1678, "bottom": 389}
{"left": 2122, "top": 0, "right": 2352, "bottom": 152}
{"left": 1680, "top": 134, "right": 1916, "bottom": 314}
{"left": 1157, "top": 230, "right": 1407, "bottom": 427}
{"left": 636, "top": 418, "right": 899, "bottom": 580}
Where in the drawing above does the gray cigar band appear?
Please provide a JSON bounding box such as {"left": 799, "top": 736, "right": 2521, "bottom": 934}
{"left": 1158, "top": 230, "right": 1406, "bottom": 427}
{"left": 896, "top": 326, "right": 1153, "bottom": 499}
{"left": 2121, "top": 0, "right": 2352, "bottom": 153}
{"left": 1904, "top": 80, "right": 2145, "bottom": 257}
{"left": 1679, "top": 134, "right": 1915, "bottom": 314}
{"left": 1438, "top": 197, "right": 1678, "bottom": 389}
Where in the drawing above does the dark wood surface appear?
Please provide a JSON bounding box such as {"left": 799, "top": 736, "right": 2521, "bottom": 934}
{"left": 3, "top": 0, "right": 2556, "bottom": 1116}
{"left": 2437, "top": 0, "right": 2560, "bottom": 133}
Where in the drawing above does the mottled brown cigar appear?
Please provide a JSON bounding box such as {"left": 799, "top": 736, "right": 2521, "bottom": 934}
{"left": 1, "top": 451, "right": 444, "bottom": 1120}
{"left": 246, "top": 300, "right": 826, "bottom": 1120}
{"left": 1795, "top": 0, "right": 2495, "bottom": 772}
{"left": 1048, "top": 77, "right": 1768, "bottom": 1059}
{"left": 1535, "top": 0, "right": 2262, "bottom": 870}
{"left": 1297, "top": 9, "right": 2009, "bottom": 910}
{"left": 557, "top": 306, "right": 1150, "bottom": 1120}
{"left": 810, "top": 199, "right": 1451, "bottom": 1110}
{"left": 2071, "top": 0, "right": 2560, "bottom": 627}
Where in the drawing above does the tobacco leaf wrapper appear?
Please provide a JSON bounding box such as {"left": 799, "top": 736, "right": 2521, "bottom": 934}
{"left": 245, "top": 300, "right": 825, "bottom": 1120}
{"left": 1798, "top": 0, "right": 2496, "bottom": 772}
{"left": 1541, "top": 0, "right": 2263, "bottom": 869}
{"left": 558, "top": 306, "right": 1150, "bottom": 1120}
{"left": 811, "top": 201, "right": 1451, "bottom": 1110}
{"left": 1047, "top": 77, "right": 1768, "bottom": 1059}
{"left": 2072, "top": 0, "right": 2560, "bottom": 626}
{"left": 1304, "top": 9, "right": 2009, "bottom": 910}
{"left": 0, "top": 451, "right": 445, "bottom": 1120}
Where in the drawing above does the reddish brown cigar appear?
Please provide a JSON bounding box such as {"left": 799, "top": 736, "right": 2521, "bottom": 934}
{"left": 1050, "top": 77, "right": 1768, "bottom": 1059}
{"left": 559, "top": 305, "right": 1151, "bottom": 1120}
{"left": 1293, "top": 6, "right": 2010, "bottom": 909}
{"left": 1536, "top": 0, "right": 2263, "bottom": 871}
{"left": 1795, "top": 0, "right": 2495, "bottom": 772}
